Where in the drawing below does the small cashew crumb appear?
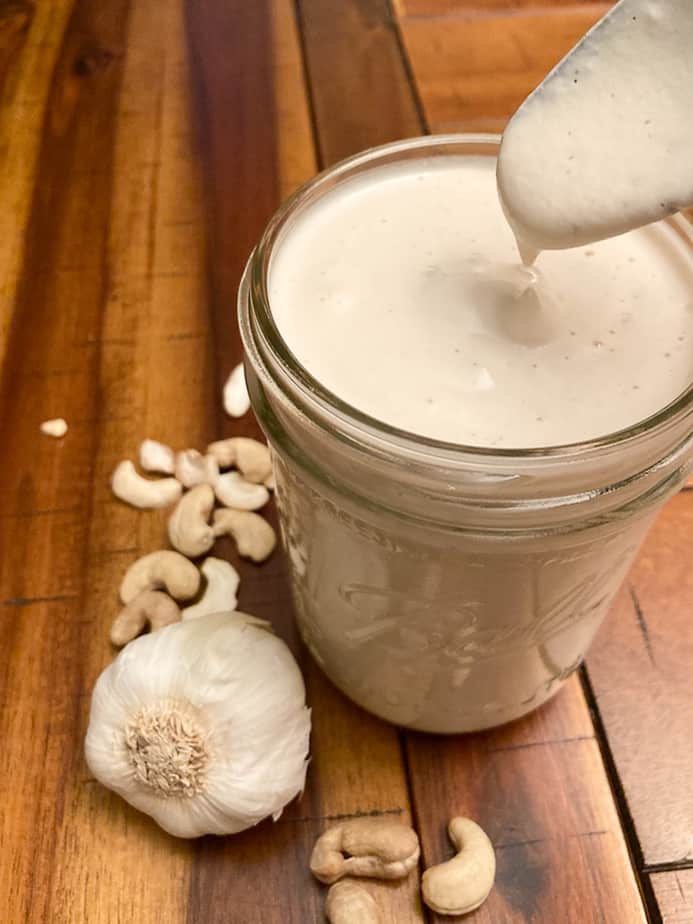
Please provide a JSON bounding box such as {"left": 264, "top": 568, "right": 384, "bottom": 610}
{"left": 182, "top": 557, "right": 241, "bottom": 620}
{"left": 326, "top": 881, "right": 381, "bottom": 924}
{"left": 40, "top": 418, "right": 68, "bottom": 438}
{"left": 214, "top": 471, "right": 270, "bottom": 511}
{"left": 120, "top": 550, "right": 201, "bottom": 604}
{"left": 212, "top": 508, "right": 276, "bottom": 562}
{"left": 207, "top": 437, "right": 272, "bottom": 483}
{"left": 168, "top": 484, "right": 215, "bottom": 558}
{"left": 223, "top": 362, "right": 250, "bottom": 417}
{"left": 310, "top": 818, "right": 420, "bottom": 884}
{"left": 110, "top": 590, "right": 181, "bottom": 646}
{"left": 175, "top": 449, "right": 219, "bottom": 488}
{"left": 111, "top": 460, "right": 183, "bottom": 509}
{"left": 139, "top": 438, "right": 175, "bottom": 474}
{"left": 421, "top": 817, "right": 496, "bottom": 916}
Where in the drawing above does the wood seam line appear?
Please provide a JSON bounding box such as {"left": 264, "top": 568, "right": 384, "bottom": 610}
{"left": 580, "top": 666, "right": 662, "bottom": 924}
{"left": 385, "top": 0, "right": 427, "bottom": 133}
{"left": 292, "top": 0, "right": 325, "bottom": 169}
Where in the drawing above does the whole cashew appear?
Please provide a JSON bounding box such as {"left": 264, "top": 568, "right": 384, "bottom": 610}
{"left": 182, "top": 557, "right": 240, "bottom": 620}
{"left": 168, "top": 484, "right": 215, "bottom": 558}
{"left": 110, "top": 590, "right": 181, "bottom": 646}
{"left": 310, "top": 818, "right": 420, "bottom": 884}
{"left": 111, "top": 460, "right": 182, "bottom": 509}
{"left": 421, "top": 817, "right": 496, "bottom": 916}
{"left": 40, "top": 417, "right": 68, "bottom": 438}
{"left": 120, "top": 551, "right": 201, "bottom": 604}
{"left": 213, "top": 508, "right": 276, "bottom": 563}
{"left": 326, "top": 881, "right": 381, "bottom": 924}
{"left": 207, "top": 437, "right": 272, "bottom": 483}
{"left": 222, "top": 362, "right": 250, "bottom": 418}
{"left": 139, "top": 438, "right": 175, "bottom": 474}
{"left": 175, "top": 449, "right": 219, "bottom": 488}
{"left": 214, "top": 471, "right": 269, "bottom": 511}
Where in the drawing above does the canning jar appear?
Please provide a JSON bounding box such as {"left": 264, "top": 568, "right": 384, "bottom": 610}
{"left": 239, "top": 135, "right": 693, "bottom": 733}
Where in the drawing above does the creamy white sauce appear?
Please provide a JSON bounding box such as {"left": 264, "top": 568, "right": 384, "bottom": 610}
{"left": 497, "top": 0, "right": 693, "bottom": 255}
{"left": 269, "top": 156, "right": 692, "bottom": 448}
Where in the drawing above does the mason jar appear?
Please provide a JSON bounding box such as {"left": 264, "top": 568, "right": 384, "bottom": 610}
{"left": 239, "top": 135, "right": 693, "bottom": 734}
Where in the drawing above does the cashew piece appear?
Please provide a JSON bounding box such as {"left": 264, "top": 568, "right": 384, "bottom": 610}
{"left": 110, "top": 590, "right": 181, "bottom": 646}
{"left": 111, "top": 460, "right": 182, "bottom": 509}
{"left": 168, "top": 484, "right": 215, "bottom": 558}
{"left": 212, "top": 508, "right": 277, "bottom": 563}
{"left": 40, "top": 418, "right": 68, "bottom": 438}
{"left": 182, "top": 557, "right": 240, "bottom": 620}
{"left": 421, "top": 817, "right": 496, "bottom": 916}
{"left": 119, "top": 550, "right": 201, "bottom": 604}
{"left": 310, "top": 818, "right": 420, "bottom": 884}
{"left": 139, "top": 438, "right": 175, "bottom": 474}
{"left": 223, "top": 362, "right": 250, "bottom": 417}
{"left": 326, "top": 881, "right": 381, "bottom": 924}
{"left": 174, "top": 449, "right": 219, "bottom": 488}
{"left": 214, "top": 471, "right": 269, "bottom": 511}
{"left": 207, "top": 437, "right": 272, "bottom": 483}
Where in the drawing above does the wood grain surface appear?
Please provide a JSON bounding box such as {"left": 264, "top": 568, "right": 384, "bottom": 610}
{"left": 651, "top": 870, "right": 693, "bottom": 924}
{"left": 0, "top": 0, "right": 690, "bottom": 922}
{"left": 399, "top": 3, "right": 609, "bottom": 131}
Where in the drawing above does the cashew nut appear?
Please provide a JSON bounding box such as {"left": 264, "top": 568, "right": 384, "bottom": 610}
{"left": 212, "top": 508, "right": 277, "bottom": 563}
{"left": 206, "top": 437, "right": 272, "bottom": 483}
{"left": 174, "top": 449, "right": 219, "bottom": 488}
{"left": 223, "top": 362, "right": 250, "bottom": 418}
{"left": 119, "top": 550, "right": 201, "bottom": 604}
{"left": 310, "top": 818, "right": 420, "bottom": 884}
{"left": 182, "top": 557, "right": 241, "bottom": 620}
{"left": 40, "top": 417, "right": 68, "bottom": 438}
{"left": 139, "top": 438, "right": 175, "bottom": 474}
{"left": 110, "top": 590, "right": 181, "bottom": 646}
{"left": 214, "top": 471, "right": 270, "bottom": 511}
{"left": 167, "top": 484, "right": 215, "bottom": 558}
{"left": 421, "top": 817, "right": 496, "bottom": 916}
{"left": 111, "top": 460, "right": 182, "bottom": 509}
{"left": 264, "top": 468, "right": 276, "bottom": 491}
{"left": 326, "top": 881, "right": 381, "bottom": 924}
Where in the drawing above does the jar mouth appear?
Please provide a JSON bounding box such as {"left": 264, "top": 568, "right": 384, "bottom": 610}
{"left": 243, "top": 133, "right": 693, "bottom": 466}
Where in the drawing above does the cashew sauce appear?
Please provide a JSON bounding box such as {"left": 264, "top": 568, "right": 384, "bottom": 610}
{"left": 255, "top": 1, "right": 693, "bottom": 730}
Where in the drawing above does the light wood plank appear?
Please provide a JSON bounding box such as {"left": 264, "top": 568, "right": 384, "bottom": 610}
{"left": 651, "top": 870, "right": 693, "bottom": 923}
{"left": 394, "top": 0, "right": 609, "bottom": 17}
{"left": 586, "top": 491, "right": 693, "bottom": 868}
{"left": 399, "top": 5, "right": 608, "bottom": 131}
{"left": 0, "top": 0, "right": 75, "bottom": 369}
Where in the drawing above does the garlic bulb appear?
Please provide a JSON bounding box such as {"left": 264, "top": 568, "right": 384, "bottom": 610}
{"left": 85, "top": 612, "right": 311, "bottom": 838}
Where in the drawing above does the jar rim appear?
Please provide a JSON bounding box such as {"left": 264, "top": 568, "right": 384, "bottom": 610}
{"left": 242, "top": 133, "right": 693, "bottom": 466}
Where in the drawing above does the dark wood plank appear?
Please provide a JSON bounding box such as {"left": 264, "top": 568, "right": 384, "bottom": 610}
{"left": 650, "top": 870, "right": 693, "bottom": 923}
{"left": 406, "top": 678, "right": 649, "bottom": 923}
{"left": 185, "top": 2, "right": 425, "bottom": 920}
{"left": 398, "top": 4, "right": 609, "bottom": 132}
{"left": 585, "top": 490, "right": 693, "bottom": 869}
{"left": 297, "top": 0, "right": 422, "bottom": 165}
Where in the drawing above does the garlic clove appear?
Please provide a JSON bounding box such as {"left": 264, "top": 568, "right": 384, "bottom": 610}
{"left": 85, "top": 612, "right": 311, "bottom": 838}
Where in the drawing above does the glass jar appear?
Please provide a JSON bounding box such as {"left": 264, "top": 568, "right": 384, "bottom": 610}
{"left": 239, "top": 135, "right": 693, "bottom": 733}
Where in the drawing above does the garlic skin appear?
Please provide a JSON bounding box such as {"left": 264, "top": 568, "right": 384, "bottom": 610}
{"left": 85, "top": 612, "right": 311, "bottom": 838}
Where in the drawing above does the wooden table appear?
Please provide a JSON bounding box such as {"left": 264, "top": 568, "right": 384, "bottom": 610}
{"left": 1, "top": 1, "right": 691, "bottom": 921}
